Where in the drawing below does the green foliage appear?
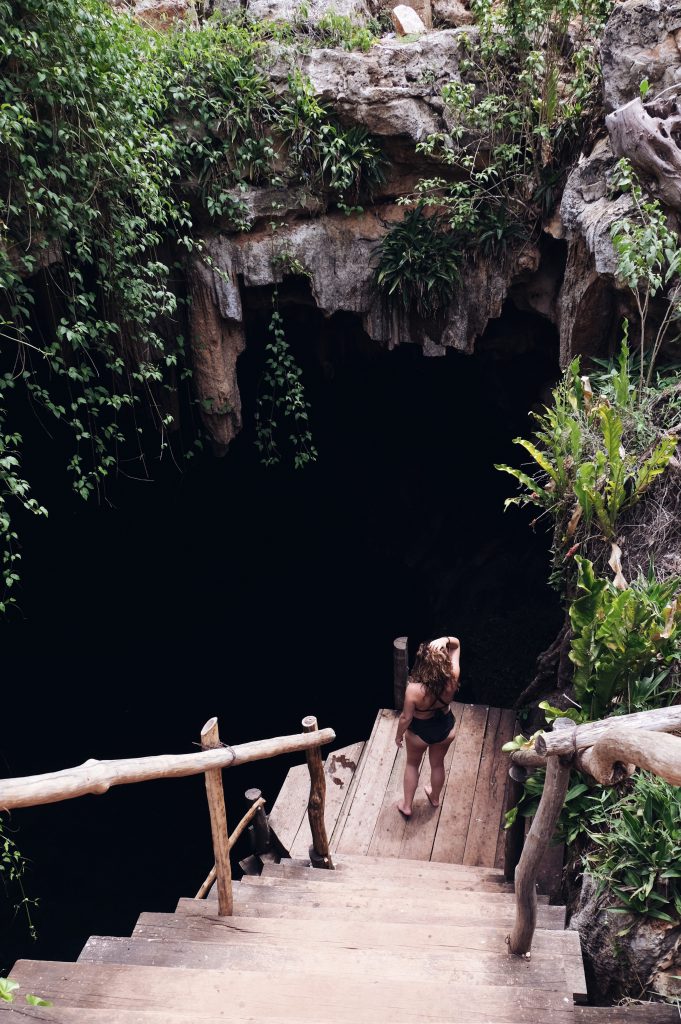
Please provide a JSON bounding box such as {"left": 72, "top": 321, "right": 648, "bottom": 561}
{"left": 307, "top": 12, "right": 377, "bottom": 52}
{"left": 410, "top": 0, "right": 610, "bottom": 253}
{"left": 0, "top": 0, "right": 387, "bottom": 612}
{"left": 585, "top": 772, "right": 681, "bottom": 925}
{"left": 496, "top": 343, "right": 678, "bottom": 559}
{"left": 504, "top": 766, "right": 614, "bottom": 846}
{"left": 254, "top": 293, "right": 317, "bottom": 469}
{"left": 0, "top": 977, "right": 51, "bottom": 1007}
{"left": 610, "top": 159, "right": 681, "bottom": 391}
{"left": 569, "top": 556, "right": 680, "bottom": 720}
{"left": 375, "top": 209, "right": 462, "bottom": 318}
{"left": 0, "top": 817, "right": 37, "bottom": 940}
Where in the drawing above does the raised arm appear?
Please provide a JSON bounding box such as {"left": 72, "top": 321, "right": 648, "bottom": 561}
{"left": 396, "top": 687, "right": 418, "bottom": 748}
{"left": 448, "top": 637, "right": 461, "bottom": 683}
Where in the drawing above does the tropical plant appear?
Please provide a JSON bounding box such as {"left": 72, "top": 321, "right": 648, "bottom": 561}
{"left": 496, "top": 344, "right": 677, "bottom": 555}
{"left": 585, "top": 772, "right": 681, "bottom": 924}
{"left": 568, "top": 556, "right": 680, "bottom": 720}
{"left": 610, "top": 159, "right": 681, "bottom": 392}
{"left": 375, "top": 209, "right": 462, "bottom": 318}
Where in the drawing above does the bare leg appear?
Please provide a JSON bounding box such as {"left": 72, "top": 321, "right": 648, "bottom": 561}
{"left": 397, "top": 730, "right": 427, "bottom": 817}
{"left": 425, "top": 724, "right": 456, "bottom": 807}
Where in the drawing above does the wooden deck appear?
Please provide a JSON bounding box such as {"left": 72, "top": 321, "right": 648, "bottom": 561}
{"left": 269, "top": 704, "right": 516, "bottom": 867}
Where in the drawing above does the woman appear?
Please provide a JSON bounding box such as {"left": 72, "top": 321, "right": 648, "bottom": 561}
{"left": 395, "top": 636, "right": 460, "bottom": 818}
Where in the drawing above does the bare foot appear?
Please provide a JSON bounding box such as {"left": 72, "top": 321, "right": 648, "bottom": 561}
{"left": 397, "top": 801, "right": 412, "bottom": 818}
{"left": 425, "top": 785, "right": 440, "bottom": 808}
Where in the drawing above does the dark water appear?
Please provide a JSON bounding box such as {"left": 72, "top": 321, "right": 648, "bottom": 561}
{"left": 0, "top": 305, "right": 562, "bottom": 971}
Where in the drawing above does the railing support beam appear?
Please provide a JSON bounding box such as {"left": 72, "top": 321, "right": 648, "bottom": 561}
{"left": 393, "top": 636, "right": 409, "bottom": 711}
{"left": 302, "top": 715, "right": 333, "bottom": 870}
{"left": 508, "top": 720, "right": 575, "bottom": 956}
{"left": 201, "top": 718, "right": 233, "bottom": 916}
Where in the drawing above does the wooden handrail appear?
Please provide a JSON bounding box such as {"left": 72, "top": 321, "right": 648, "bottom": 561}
{"left": 535, "top": 705, "right": 681, "bottom": 757}
{"left": 195, "top": 796, "right": 266, "bottom": 899}
{"left": 0, "top": 727, "right": 336, "bottom": 811}
{"left": 580, "top": 727, "right": 681, "bottom": 787}
{"left": 508, "top": 707, "right": 681, "bottom": 957}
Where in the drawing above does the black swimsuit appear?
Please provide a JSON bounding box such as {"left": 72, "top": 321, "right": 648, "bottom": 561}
{"left": 408, "top": 694, "right": 455, "bottom": 745}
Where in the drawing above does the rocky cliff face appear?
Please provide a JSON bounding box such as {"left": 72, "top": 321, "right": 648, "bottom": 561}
{"left": 110, "top": 0, "right": 681, "bottom": 450}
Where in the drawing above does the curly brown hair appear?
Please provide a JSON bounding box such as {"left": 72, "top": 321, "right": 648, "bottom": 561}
{"left": 409, "top": 641, "right": 458, "bottom": 701}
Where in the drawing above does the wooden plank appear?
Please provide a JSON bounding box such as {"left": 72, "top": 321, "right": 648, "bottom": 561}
{"left": 329, "top": 712, "right": 381, "bottom": 850}
{"left": 267, "top": 764, "right": 309, "bottom": 854}
{"left": 495, "top": 711, "right": 518, "bottom": 869}
{"left": 295, "top": 850, "right": 511, "bottom": 880}
{"left": 261, "top": 861, "right": 515, "bottom": 892}
{"left": 575, "top": 1008, "right": 681, "bottom": 1023}
{"left": 177, "top": 893, "right": 568, "bottom": 929}
{"left": 289, "top": 742, "right": 364, "bottom": 859}
{"left": 79, "top": 933, "right": 584, "bottom": 993}
{"left": 5, "top": 960, "right": 577, "bottom": 1023}
{"left": 398, "top": 701, "right": 464, "bottom": 862}
{"left": 463, "top": 707, "right": 506, "bottom": 867}
{"left": 136, "top": 910, "right": 583, "bottom": 957}
{"left": 335, "top": 710, "right": 400, "bottom": 855}
{"left": 366, "top": 742, "right": 409, "bottom": 857}
{"left": 238, "top": 876, "right": 535, "bottom": 906}
{"left": 431, "top": 704, "right": 489, "bottom": 863}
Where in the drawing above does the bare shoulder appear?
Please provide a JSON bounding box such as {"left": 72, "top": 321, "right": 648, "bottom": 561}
{"left": 405, "top": 681, "right": 426, "bottom": 706}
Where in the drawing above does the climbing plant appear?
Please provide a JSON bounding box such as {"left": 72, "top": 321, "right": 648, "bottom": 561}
{"left": 0, "top": 817, "right": 37, "bottom": 942}
{"left": 409, "top": 0, "right": 612, "bottom": 248}
{"left": 0, "top": 0, "right": 385, "bottom": 614}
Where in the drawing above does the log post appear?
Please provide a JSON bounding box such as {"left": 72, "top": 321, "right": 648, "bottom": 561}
{"left": 393, "top": 636, "right": 409, "bottom": 711}
{"left": 508, "top": 720, "right": 575, "bottom": 956}
{"left": 302, "top": 715, "right": 333, "bottom": 869}
{"left": 245, "top": 787, "right": 272, "bottom": 855}
{"left": 201, "top": 718, "right": 233, "bottom": 915}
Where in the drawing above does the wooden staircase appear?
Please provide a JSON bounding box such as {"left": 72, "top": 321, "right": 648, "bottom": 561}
{"left": 4, "top": 852, "right": 585, "bottom": 1022}
{"left": 3, "top": 706, "right": 678, "bottom": 1022}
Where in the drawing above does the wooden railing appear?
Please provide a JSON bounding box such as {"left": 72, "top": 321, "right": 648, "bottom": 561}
{"left": 0, "top": 715, "right": 336, "bottom": 917}
{"left": 505, "top": 705, "right": 681, "bottom": 956}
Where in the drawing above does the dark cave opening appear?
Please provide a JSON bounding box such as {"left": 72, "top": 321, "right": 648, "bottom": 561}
{"left": 0, "top": 289, "right": 563, "bottom": 970}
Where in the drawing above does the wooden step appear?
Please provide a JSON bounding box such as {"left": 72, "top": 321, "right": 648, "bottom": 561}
{"left": 239, "top": 873, "right": 549, "bottom": 904}
{"left": 261, "top": 860, "right": 516, "bottom": 892}
{"left": 574, "top": 1008, "right": 681, "bottom": 1022}
{"left": 5, "top": 960, "right": 577, "bottom": 1022}
{"left": 280, "top": 851, "right": 511, "bottom": 880}
{"left": 246, "top": 868, "right": 548, "bottom": 901}
{"left": 178, "top": 892, "right": 567, "bottom": 929}
{"left": 79, "top": 932, "right": 583, "bottom": 995}
{"left": 138, "top": 910, "right": 581, "bottom": 957}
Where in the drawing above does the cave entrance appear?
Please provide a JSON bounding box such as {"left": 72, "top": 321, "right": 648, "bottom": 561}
{"left": 0, "top": 275, "right": 563, "bottom": 971}
{"left": 233, "top": 282, "right": 564, "bottom": 719}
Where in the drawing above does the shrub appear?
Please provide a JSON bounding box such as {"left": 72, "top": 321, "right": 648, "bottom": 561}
{"left": 375, "top": 209, "right": 462, "bottom": 318}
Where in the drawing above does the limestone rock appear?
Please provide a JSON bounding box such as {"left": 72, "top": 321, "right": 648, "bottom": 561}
{"left": 131, "top": 0, "right": 198, "bottom": 29}
{"left": 187, "top": 255, "right": 245, "bottom": 450}
{"left": 391, "top": 4, "right": 427, "bottom": 34}
{"left": 601, "top": 0, "right": 681, "bottom": 111}
{"left": 245, "top": 0, "right": 372, "bottom": 25}
{"left": 432, "top": 0, "right": 474, "bottom": 28}
{"left": 297, "top": 30, "right": 469, "bottom": 142}
{"left": 570, "top": 874, "right": 681, "bottom": 1003}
